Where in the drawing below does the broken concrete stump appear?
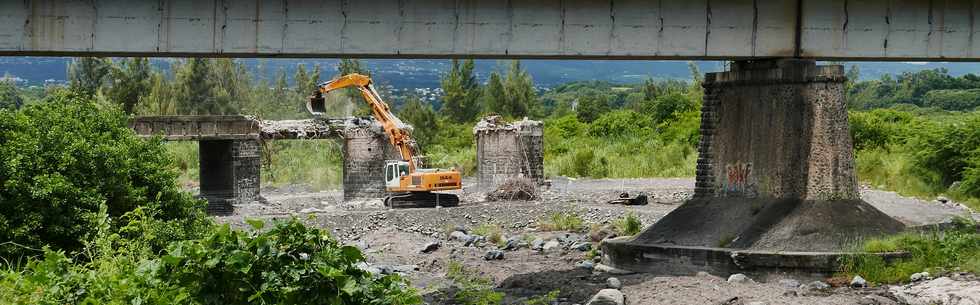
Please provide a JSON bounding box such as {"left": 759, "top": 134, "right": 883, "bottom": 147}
{"left": 603, "top": 59, "right": 905, "bottom": 275}
{"left": 474, "top": 116, "right": 544, "bottom": 192}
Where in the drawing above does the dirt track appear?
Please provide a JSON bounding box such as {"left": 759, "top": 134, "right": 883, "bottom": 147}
{"left": 215, "top": 178, "right": 977, "bottom": 305}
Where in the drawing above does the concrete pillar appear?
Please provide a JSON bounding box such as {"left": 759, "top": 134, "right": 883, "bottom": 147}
{"left": 342, "top": 126, "right": 398, "bottom": 200}
{"left": 603, "top": 60, "right": 904, "bottom": 268}
{"left": 695, "top": 59, "right": 859, "bottom": 200}
{"left": 199, "top": 139, "right": 261, "bottom": 214}
{"left": 474, "top": 117, "right": 544, "bottom": 191}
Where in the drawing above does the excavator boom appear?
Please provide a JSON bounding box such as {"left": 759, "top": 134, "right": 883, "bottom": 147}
{"left": 308, "top": 73, "right": 462, "bottom": 208}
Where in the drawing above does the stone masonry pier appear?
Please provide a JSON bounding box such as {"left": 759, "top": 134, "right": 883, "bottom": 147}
{"left": 473, "top": 116, "right": 544, "bottom": 191}
{"left": 603, "top": 59, "right": 906, "bottom": 275}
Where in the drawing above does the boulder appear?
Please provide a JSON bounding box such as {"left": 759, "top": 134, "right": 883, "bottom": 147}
{"left": 778, "top": 279, "right": 801, "bottom": 289}
{"left": 910, "top": 272, "right": 931, "bottom": 282}
{"left": 531, "top": 238, "right": 545, "bottom": 251}
{"left": 576, "top": 260, "right": 595, "bottom": 270}
{"left": 450, "top": 231, "right": 470, "bottom": 242}
{"left": 727, "top": 273, "right": 753, "bottom": 284}
{"left": 542, "top": 240, "right": 561, "bottom": 253}
{"left": 585, "top": 289, "right": 624, "bottom": 305}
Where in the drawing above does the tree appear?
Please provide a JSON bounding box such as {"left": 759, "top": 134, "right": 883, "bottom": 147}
{"left": 107, "top": 58, "right": 151, "bottom": 113}
{"left": 398, "top": 95, "right": 438, "bottom": 148}
{"left": 503, "top": 60, "right": 536, "bottom": 118}
{"left": 575, "top": 91, "right": 610, "bottom": 123}
{"left": 482, "top": 71, "right": 506, "bottom": 115}
{"left": 0, "top": 91, "right": 209, "bottom": 258}
{"left": 137, "top": 72, "right": 178, "bottom": 115}
{"left": 68, "top": 57, "right": 112, "bottom": 96}
{"left": 441, "top": 59, "right": 480, "bottom": 122}
{"left": 174, "top": 58, "right": 224, "bottom": 115}
{"left": 0, "top": 78, "right": 22, "bottom": 110}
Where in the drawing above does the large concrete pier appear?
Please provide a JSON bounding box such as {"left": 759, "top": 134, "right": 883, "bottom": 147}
{"left": 604, "top": 59, "right": 906, "bottom": 275}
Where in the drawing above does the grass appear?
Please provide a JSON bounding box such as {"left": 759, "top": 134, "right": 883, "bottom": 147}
{"left": 855, "top": 147, "right": 980, "bottom": 210}
{"left": 544, "top": 135, "right": 697, "bottom": 178}
{"left": 613, "top": 211, "right": 643, "bottom": 236}
{"left": 538, "top": 211, "right": 585, "bottom": 232}
{"left": 839, "top": 217, "right": 980, "bottom": 283}
{"left": 471, "top": 223, "right": 504, "bottom": 246}
{"left": 446, "top": 260, "right": 562, "bottom": 305}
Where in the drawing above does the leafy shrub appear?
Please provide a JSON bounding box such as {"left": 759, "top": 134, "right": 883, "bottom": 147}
{"left": 545, "top": 115, "right": 586, "bottom": 139}
{"left": 587, "top": 110, "right": 654, "bottom": 138}
{"left": 0, "top": 91, "right": 208, "bottom": 258}
{"left": 0, "top": 219, "right": 422, "bottom": 305}
{"left": 909, "top": 114, "right": 980, "bottom": 187}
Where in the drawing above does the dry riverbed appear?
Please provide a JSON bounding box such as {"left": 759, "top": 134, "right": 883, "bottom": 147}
{"left": 213, "top": 178, "right": 979, "bottom": 305}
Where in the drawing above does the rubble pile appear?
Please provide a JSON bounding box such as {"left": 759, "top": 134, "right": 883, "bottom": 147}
{"left": 486, "top": 177, "right": 538, "bottom": 201}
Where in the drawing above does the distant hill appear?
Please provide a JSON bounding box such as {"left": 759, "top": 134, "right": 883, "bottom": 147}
{"left": 2, "top": 57, "right": 978, "bottom": 88}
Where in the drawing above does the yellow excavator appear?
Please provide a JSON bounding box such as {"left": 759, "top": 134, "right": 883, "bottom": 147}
{"left": 307, "top": 73, "right": 461, "bottom": 207}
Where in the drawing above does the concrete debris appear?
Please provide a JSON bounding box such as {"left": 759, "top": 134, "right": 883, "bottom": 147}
{"left": 890, "top": 277, "right": 980, "bottom": 305}
{"left": 585, "top": 289, "right": 624, "bottom": 305}
{"left": 727, "top": 273, "right": 753, "bottom": 284}
{"left": 484, "top": 249, "right": 505, "bottom": 260}
{"left": 802, "top": 280, "right": 831, "bottom": 295}
{"left": 910, "top": 272, "right": 931, "bottom": 282}
{"left": 592, "top": 264, "right": 635, "bottom": 275}
{"left": 606, "top": 277, "right": 622, "bottom": 289}
{"left": 418, "top": 241, "right": 440, "bottom": 254}
{"left": 486, "top": 177, "right": 538, "bottom": 201}
{"left": 259, "top": 118, "right": 347, "bottom": 139}
{"left": 851, "top": 275, "right": 868, "bottom": 288}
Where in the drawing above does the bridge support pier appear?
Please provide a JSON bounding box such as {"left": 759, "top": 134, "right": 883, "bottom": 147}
{"left": 602, "top": 59, "right": 904, "bottom": 275}
{"left": 474, "top": 117, "right": 545, "bottom": 191}
{"left": 199, "top": 139, "right": 261, "bottom": 214}
{"left": 342, "top": 126, "right": 398, "bottom": 201}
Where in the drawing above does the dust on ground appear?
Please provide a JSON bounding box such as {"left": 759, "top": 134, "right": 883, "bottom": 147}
{"left": 214, "top": 178, "right": 978, "bottom": 305}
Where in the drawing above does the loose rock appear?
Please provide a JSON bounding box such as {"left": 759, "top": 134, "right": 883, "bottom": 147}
{"left": 531, "top": 238, "right": 545, "bottom": 251}
{"left": 542, "top": 240, "right": 561, "bottom": 253}
{"left": 585, "top": 289, "right": 624, "bottom": 305}
{"left": 606, "top": 277, "right": 622, "bottom": 289}
{"left": 851, "top": 275, "right": 868, "bottom": 288}
{"left": 484, "top": 249, "right": 505, "bottom": 260}
{"left": 502, "top": 237, "right": 524, "bottom": 251}
{"left": 418, "top": 241, "right": 440, "bottom": 254}
{"left": 571, "top": 242, "right": 592, "bottom": 251}
{"left": 890, "top": 277, "right": 980, "bottom": 305}
{"left": 910, "top": 272, "right": 931, "bottom": 282}
{"left": 727, "top": 273, "right": 753, "bottom": 284}
{"left": 449, "top": 231, "right": 470, "bottom": 242}
{"left": 576, "top": 260, "right": 595, "bottom": 270}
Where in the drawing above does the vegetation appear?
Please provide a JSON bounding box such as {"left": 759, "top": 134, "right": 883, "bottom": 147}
{"left": 840, "top": 217, "right": 980, "bottom": 284}
{"left": 0, "top": 93, "right": 420, "bottom": 304}
{"left": 538, "top": 211, "right": 585, "bottom": 232}
{"left": 471, "top": 223, "right": 505, "bottom": 246}
{"left": 614, "top": 212, "right": 643, "bottom": 236}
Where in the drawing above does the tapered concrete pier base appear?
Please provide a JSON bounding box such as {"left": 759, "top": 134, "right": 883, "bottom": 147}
{"left": 603, "top": 59, "right": 904, "bottom": 274}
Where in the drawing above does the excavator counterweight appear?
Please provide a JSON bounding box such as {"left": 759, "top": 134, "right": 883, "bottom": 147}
{"left": 309, "top": 74, "right": 462, "bottom": 208}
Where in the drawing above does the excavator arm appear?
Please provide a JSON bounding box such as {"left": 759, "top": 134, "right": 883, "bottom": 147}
{"left": 308, "top": 74, "right": 419, "bottom": 172}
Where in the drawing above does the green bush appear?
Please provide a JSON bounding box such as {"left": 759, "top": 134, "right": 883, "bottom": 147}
{"left": 0, "top": 91, "right": 208, "bottom": 258}
{"left": 0, "top": 219, "right": 422, "bottom": 305}
{"left": 910, "top": 114, "right": 980, "bottom": 188}
{"left": 614, "top": 212, "right": 643, "bottom": 236}
{"left": 848, "top": 109, "right": 923, "bottom": 150}
{"left": 924, "top": 89, "right": 980, "bottom": 111}
{"left": 587, "top": 110, "right": 654, "bottom": 138}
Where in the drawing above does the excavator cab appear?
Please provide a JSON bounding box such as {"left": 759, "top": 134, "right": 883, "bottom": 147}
{"left": 384, "top": 160, "right": 410, "bottom": 188}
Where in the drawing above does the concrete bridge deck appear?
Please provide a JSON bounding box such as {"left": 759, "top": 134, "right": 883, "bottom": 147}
{"left": 129, "top": 115, "right": 351, "bottom": 141}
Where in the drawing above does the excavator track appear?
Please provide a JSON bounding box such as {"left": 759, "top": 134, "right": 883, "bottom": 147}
{"left": 384, "top": 192, "right": 459, "bottom": 209}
